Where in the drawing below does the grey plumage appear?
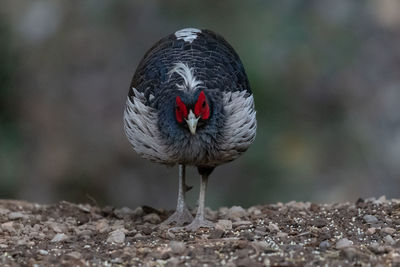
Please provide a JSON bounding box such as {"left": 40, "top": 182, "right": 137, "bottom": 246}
{"left": 123, "top": 28, "right": 256, "bottom": 230}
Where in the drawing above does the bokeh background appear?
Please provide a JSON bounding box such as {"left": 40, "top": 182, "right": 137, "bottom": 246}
{"left": 1, "top": 1, "right": 400, "bottom": 209}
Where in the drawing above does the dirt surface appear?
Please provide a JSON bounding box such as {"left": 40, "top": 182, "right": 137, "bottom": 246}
{"left": 1, "top": 197, "right": 400, "bottom": 266}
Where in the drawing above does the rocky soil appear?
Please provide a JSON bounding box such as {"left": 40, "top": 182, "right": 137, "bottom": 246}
{"left": 1, "top": 197, "right": 400, "bottom": 266}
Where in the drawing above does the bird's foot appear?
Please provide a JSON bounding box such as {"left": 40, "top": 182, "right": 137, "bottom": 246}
{"left": 185, "top": 217, "right": 214, "bottom": 231}
{"left": 168, "top": 216, "right": 214, "bottom": 232}
{"left": 161, "top": 207, "right": 193, "bottom": 227}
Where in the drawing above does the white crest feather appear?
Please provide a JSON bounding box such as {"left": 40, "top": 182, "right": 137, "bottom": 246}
{"left": 175, "top": 28, "right": 201, "bottom": 43}
{"left": 168, "top": 62, "right": 202, "bottom": 92}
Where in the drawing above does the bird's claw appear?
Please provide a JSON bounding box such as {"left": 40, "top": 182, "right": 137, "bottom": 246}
{"left": 161, "top": 208, "right": 193, "bottom": 227}
{"left": 168, "top": 217, "right": 214, "bottom": 232}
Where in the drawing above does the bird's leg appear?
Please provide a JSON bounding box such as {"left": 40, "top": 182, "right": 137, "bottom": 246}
{"left": 162, "top": 164, "right": 193, "bottom": 226}
{"left": 184, "top": 173, "right": 214, "bottom": 231}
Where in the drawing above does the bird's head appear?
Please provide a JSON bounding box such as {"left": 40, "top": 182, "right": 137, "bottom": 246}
{"left": 175, "top": 90, "right": 210, "bottom": 135}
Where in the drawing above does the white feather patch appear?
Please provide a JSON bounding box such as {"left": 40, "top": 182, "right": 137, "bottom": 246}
{"left": 168, "top": 62, "right": 202, "bottom": 92}
{"left": 123, "top": 87, "right": 169, "bottom": 163}
{"left": 175, "top": 28, "right": 201, "bottom": 43}
{"left": 218, "top": 91, "right": 257, "bottom": 161}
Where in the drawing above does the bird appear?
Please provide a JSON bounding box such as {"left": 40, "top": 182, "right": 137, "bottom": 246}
{"left": 123, "top": 28, "right": 256, "bottom": 231}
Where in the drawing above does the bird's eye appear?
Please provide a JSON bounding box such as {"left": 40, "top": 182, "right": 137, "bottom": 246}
{"left": 202, "top": 101, "right": 206, "bottom": 108}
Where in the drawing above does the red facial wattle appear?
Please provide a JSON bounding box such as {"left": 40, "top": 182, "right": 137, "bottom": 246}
{"left": 175, "top": 96, "right": 188, "bottom": 123}
{"left": 194, "top": 91, "right": 210, "bottom": 120}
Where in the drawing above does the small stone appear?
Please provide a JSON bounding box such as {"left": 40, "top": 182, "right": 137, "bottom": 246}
{"left": 232, "top": 220, "right": 252, "bottom": 228}
{"left": 313, "top": 218, "right": 327, "bottom": 228}
{"left": 51, "top": 233, "right": 68, "bottom": 243}
{"left": 319, "top": 240, "right": 331, "bottom": 250}
{"left": 340, "top": 247, "right": 358, "bottom": 261}
{"left": 166, "top": 231, "right": 175, "bottom": 239}
{"left": 67, "top": 251, "right": 82, "bottom": 259}
{"left": 227, "top": 206, "right": 247, "bottom": 220}
{"left": 384, "top": 235, "right": 395, "bottom": 245}
{"left": 369, "top": 242, "right": 388, "bottom": 254}
{"left": 0, "top": 208, "right": 9, "bottom": 215}
{"left": 143, "top": 213, "right": 161, "bottom": 224}
{"left": 286, "top": 201, "right": 311, "bottom": 209}
{"left": 388, "top": 251, "right": 400, "bottom": 263}
{"left": 382, "top": 227, "right": 396, "bottom": 235}
{"left": 215, "top": 220, "right": 232, "bottom": 231}
{"left": 252, "top": 241, "right": 276, "bottom": 253}
{"left": 267, "top": 222, "right": 280, "bottom": 232}
{"left": 169, "top": 241, "right": 185, "bottom": 254}
{"left": 209, "top": 228, "right": 224, "bottom": 239}
{"left": 133, "top": 206, "right": 144, "bottom": 216}
{"left": 1, "top": 222, "right": 15, "bottom": 233}
{"left": 374, "top": 195, "right": 387, "bottom": 204}
{"left": 276, "top": 231, "right": 288, "bottom": 238}
{"left": 49, "top": 223, "right": 66, "bottom": 233}
{"left": 366, "top": 227, "right": 376, "bottom": 235}
{"left": 335, "top": 238, "right": 353, "bottom": 249}
{"left": 363, "top": 215, "right": 378, "bottom": 224}
{"left": 95, "top": 219, "right": 109, "bottom": 233}
{"left": 8, "top": 212, "right": 29, "bottom": 220}
{"left": 134, "top": 233, "right": 145, "bottom": 240}
{"left": 247, "top": 207, "right": 261, "bottom": 215}
{"left": 120, "top": 206, "right": 133, "bottom": 214}
{"left": 38, "top": 249, "right": 49, "bottom": 255}
{"left": 107, "top": 229, "right": 125, "bottom": 244}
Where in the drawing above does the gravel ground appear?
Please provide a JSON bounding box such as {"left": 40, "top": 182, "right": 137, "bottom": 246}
{"left": 1, "top": 197, "right": 400, "bottom": 266}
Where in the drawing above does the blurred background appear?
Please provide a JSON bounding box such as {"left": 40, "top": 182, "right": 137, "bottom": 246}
{"left": 1, "top": 1, "right": 400, "bottom": 209}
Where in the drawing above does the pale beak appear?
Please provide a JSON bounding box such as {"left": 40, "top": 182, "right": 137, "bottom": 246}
{"left": 185, "top": 110, "right": 200, "bottom": 135}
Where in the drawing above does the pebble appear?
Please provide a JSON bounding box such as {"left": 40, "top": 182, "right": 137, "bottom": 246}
{"left": 133, "top": 206, "right": 144, "bottom": 216}
{"left": 8, "top": 212, "right": 29, "bottom": 220}
{"left": 252, "top": 241, "right": 276, "bottom": 253}
{"left": 95, "top": 219, "right": 110, "bottom": 233}
{"left": 107, "top": 229, "right": 125, "bottom": 244}
{"left": 114, "top": 207, "right": 134, "bottom": 218}
{"left": 51, "top": 233, "right": 68, "bottom": 243}
{"left": 67, "top": 251, "right": 82, "bottom": 259}
{"left": 382, "top": 227, "right": 395, "bottom": 235}
{"left": 366, "top": 227, "right": 376, "bottom": 235}
{"left": 267, "top": 222, "right": 280, "bottom": 232}
{"left": 1, "top": 222, "right": 15, "bottom": 233}
{"left": 388, "top": 251, "right": 400, "bottom": 263}
{"left": 169, "top": 241, "right": 186, "bottom": 254}
{"left": 227, "top": 206, "right": 247, "bottom": 220}
{"left": 0, "top": 208, "right": 9, "bottom": 215}
{"left": 383, "top": 235, "right": 395, "bottom": 245}
{"left": 38, "top": 249, "right": 49, "bottom": 255}
{"left": 363, "top": 214, "right": 378, "bottom": 224}
{"left": 247, "top": 207, "right": 261, "bottom": 215}
{"left": 49, "top": 223, "right": 66, "bottom": 233}
{"left": 276, "top": 231, "right": 288, "bottom": 238}
{"left": 286, "top": 201, "right": 311, "bottom": 209}
{"left": 319, "top": 240, "right": 331, "bottom": 250}
{"left": 215, "top": 219, "right": 232, "bottom": 231}
{"left": 335, "top": 238, "right": 353, "bottom": 249}
{"left": 209, "top": 228, "right": 224, "bottom": 239}
{"left": 340, "top": 247, "right": 358, "bottom": 261}
{"left": 143, "top": 213, "right": 161, "bottom": 224}
{"left": 232, "top": 220, "right": 252, "bottom": 229}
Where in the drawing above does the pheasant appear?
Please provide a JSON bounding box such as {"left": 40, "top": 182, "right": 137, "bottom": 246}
{"left": 124, "top": 28, "right": 256, "bottom": 230}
